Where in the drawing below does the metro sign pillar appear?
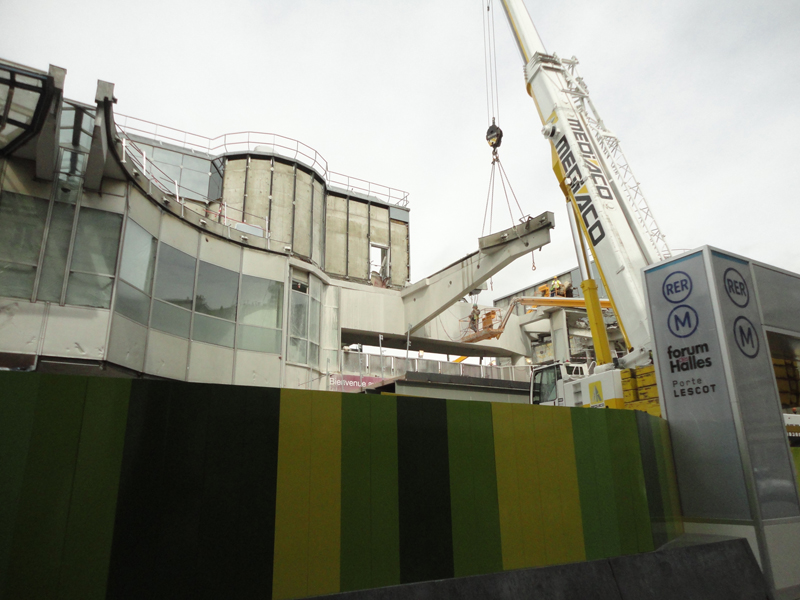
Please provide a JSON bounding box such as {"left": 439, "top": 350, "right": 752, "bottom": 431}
{"left": 644, "top": 246, "right": 800, "bottom": 598}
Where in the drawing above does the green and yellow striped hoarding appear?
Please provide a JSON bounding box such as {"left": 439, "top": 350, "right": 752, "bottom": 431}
{"left": 0, "top": 373, "right": 682, "bottom": 600}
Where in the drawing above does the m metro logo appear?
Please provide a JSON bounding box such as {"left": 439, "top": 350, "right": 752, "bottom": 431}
{"left": 734, "top": 316, "right": 759, "bottom": 358}
{"left": 667, "top": 305, "right": 699, "bottom": 338}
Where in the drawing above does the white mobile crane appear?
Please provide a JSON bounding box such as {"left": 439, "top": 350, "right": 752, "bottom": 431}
{"left": 496, "top": 0, "right": 672, "bottom": 407}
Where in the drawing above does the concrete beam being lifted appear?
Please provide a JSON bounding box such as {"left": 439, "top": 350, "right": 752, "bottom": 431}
{"left": 401, "top": 212, "right": 554, "bottom": 334}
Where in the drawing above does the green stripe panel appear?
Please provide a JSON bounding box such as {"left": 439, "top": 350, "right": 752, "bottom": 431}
{"left": 58, "top": 377, "right": 131, "bottom": 600}
{"left": 570, "top": 407, "right": 604, "bottom": 560}
{"left": 606, "top": 410, "right": 654, "bottom": 554}
{"left": 656, "top": 417, "right": 684, "bottom": 539}
{"left": 5, "top": 375, "right": 88, "bottom": 600}
{"left": 0, "top": 372, "right": 41, "bottom": 599}
{"left": 792, "top": 447, "right": 800, "bottom": 497}
{"left": 340, "top": 396, "right": 400, "bottom": 591}
{"left": 446, "top": 400, "right": 502, "bottom": 578}
{"left": 572, "top": 407, "right": 621, "bottom": 560}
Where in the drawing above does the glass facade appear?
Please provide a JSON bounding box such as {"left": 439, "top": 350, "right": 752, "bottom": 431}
{"left": 131, "top": 140, "right": 213, "bottom": 202}
{"left": 0, "top": 192, "right": 48, "bottom": 299}
{"left": 152, "top": 243, "right": 195, "bottom": 336}
{"left": 288, "top": 273, "right": 322, "bottom": 367}
{"left": 128, "top": 238, "right": 288, "bottom": 354}
{"left": 66, "top": 208, "right": 122, "bottom": 308}
{"left": 237, "top": 275, "right": 283, "bottom": 354}
{"left": 0, "top": 131, "right": 123, "bottom": 308}
{"left": 193, "top": 261, "right": 238, "bottom": 347}
{"left": 115, "top": 219, "right": 157, "bottom": 325}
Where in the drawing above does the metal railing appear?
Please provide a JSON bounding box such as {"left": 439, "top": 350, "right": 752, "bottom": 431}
{"left": 115, "top": 114, "right": 409, "bottom": 207}
{"left": 340, "top": 351, "right": 532, "bottom": 383}
{"left": 120, "top": 133, "right": 292, "bottom": 247}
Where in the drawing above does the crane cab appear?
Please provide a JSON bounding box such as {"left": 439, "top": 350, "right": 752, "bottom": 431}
{"left": 530, "top": 362, "right": 589, "bottom": 406}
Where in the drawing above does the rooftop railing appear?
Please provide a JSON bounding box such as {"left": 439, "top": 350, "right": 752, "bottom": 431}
{"left": 115, "top": 114, "right": 409, "bottom": 207}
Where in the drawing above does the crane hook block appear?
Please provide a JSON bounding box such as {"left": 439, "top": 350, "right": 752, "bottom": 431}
{"left": 486, "top": 121, "right": 503, "bottom": 149}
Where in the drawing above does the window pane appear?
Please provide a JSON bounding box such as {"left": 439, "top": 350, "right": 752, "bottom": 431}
{"left": 55, "top": 173, "right": 82, "bottom": 204}
{"left": 288, "top": 337, "right": 307, "bottom": 364}
{"left": 152, "top": 147, "right": 183, "bottom": 165}
{"left": 71, "top": 208, "right": 122, "bottom": 275}
{"left": 151, "top": 299, "right": 191, "bottom": 338}
{"left": 237, "top": 324, "right": 281, "bottom": 354}
{"left": 195, "top": 261, "right": 238, "bottom": 320}
{"left": 0, "top": 261, "right": 36, "bottom": 299}
{"left": 119, "top": 219, "right": 157, "bottom": 292}
{"left": 0, "top": 192, "right": 48, "bottom": 265}
{"left": 152, "top": 162, "right": 180, "bottom": 182}
{"left": 309, "top": 298, "right": 320, "bottom": 344}
{"left": 182, "top": 154, "right": 210, "bottom": 173}
{"left": 154, "top": 244, "right": 196, "bottom": 309}
{"left": 37, "top": 202, "right": 74, "bottom": 302}
{"left": 179, "top": 169, "right": 210, "bottom": 199}
{"left": 309, "top": 342, "right": 320, "bottom": 369}
{"left": 115, "top": 280, "right": 151, "bottom": 325}
{"left": 239, "top": 275, "right": 282, "bottom": 328}
{"left": 310, "top": 275, "right": 322, "bottom": 300}
{"left": 59, "top": 106, "right": 76, "bottom": 129}
{"left": 290, "top": 291, "right": 308, "bottom": 338}
{"left": 60, "top": 150, "right": 87, "bottom": 176}
{"left": 193, "top": 313, "right": 235, "bottom": 347}
{"left": 66, "top": 273, "right": 113, "bottom": 308}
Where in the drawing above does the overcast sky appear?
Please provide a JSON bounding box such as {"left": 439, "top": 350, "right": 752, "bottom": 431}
{"left": 3, "top": 0, "right": 799, "bottom": 303}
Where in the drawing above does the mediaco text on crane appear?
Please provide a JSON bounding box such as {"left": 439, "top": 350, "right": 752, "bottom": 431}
{"left": 554, "top": 117, "right": 613, "bottom": 247}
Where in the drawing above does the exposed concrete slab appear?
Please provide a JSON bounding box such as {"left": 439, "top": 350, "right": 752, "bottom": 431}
{"left": 301, "top": 539, "right": 768, "bottom": 600}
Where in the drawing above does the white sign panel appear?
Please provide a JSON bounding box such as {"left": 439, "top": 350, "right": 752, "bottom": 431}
{"left": 645, "top": 251, "right": 750, "bottom": 520}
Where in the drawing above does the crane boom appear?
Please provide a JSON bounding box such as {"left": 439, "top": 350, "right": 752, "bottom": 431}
{"left": 498, "top": 0, "right": 666, "bottom": 361}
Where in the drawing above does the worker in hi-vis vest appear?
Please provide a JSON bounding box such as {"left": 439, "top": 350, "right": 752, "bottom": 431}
{"left": 550, "top": 277, "right": 562, "bottom": 296}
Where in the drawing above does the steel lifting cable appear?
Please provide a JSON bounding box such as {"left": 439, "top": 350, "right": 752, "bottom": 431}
{"left": 481, "top": 160, "right": 496, "bottom": 237}
{"left": 478, "top": 0, "right": 534, "bottom": 273}
{"left": 481, "top": 0, "right": 500, "bottom": 128}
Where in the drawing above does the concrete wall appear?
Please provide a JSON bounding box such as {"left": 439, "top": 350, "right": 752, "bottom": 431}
{"left": 219, "top": 158, "right": 409, "bottom": 286}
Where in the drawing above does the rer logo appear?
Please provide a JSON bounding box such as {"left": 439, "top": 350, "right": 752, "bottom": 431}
{"left": 667, "top": 305, "right": 699, "bottom": 338}
{"left": 723, "top": 268, "right": 749, "bottom": 308}
{"left": 662, "top": 271, "right": 692, "bottom": 304}
{"left": 733, "top": 316, "right": 759, "bottom": 358}
{"left": 589, "top": 381, "right": 604, "bottom": 406}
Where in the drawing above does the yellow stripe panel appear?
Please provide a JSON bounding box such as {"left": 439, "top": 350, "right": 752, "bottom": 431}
{"left": 272, "top": 390, "right": 313, "bottom": 600}
{"left": 494, "top": 404, "right": 586, "bottom": 571}
{"left": 491, "top": 403, "right": 526, "bottom": 570}
{"left": 545, "top": 407, "right": 586, "bottom": 563}
{"left": 273, "top": 390, "right": 343, "bottom": 600}
{"left": 511, "top": 404, "right": 547, "bottom": 568}
{"left": 307, "top": 393, "right": 342, "bottom": 596}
